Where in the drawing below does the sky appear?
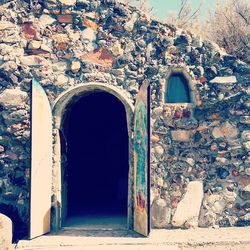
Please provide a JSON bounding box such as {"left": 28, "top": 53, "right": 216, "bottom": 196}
{"left": 135, "top": 0, "right": 217, "bottom": 20}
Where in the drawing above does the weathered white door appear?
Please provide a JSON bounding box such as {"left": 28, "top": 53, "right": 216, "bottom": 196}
{"left": 30, "top": 79, "right": 52, "bottom": 239}
{"left": 133, "top": 82, "right": 150, "bottom": 236}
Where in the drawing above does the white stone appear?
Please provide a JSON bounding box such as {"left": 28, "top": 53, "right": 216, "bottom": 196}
{"left": 210, "top": 76, "right": 237, "bottom": 84}
{"left": 124, "top": 18, "right": 135, "bottom": 32}
{"left": 69, "top": 31, "right": 80, "bottom": 42}
{"left": 56, "top": 74, "right": 69, "bottom": 85}
{"left": 212, "top": 122, "right": 238, "bottom": 140}
{"left": 0, "top": 44, "right": 16, "bottom": 55}
{"left": 150, "top": 188, "right": 160, "bottom": 205}
{"left": 153, "top": 107, "right": 163, "bottom": 116}
{"left": 212, "top": 199, "right": 227, "bottom": 214}
{"left": 216, "top": 157, "right": 227, "bottom": 164}
{"left": 246, "top": 168, "right": 250, "bottom": 176}
{"left": 20, "top": 55, "right": 49, "bottom": 66}
{"left": 40, "top": 44, "right": 52, "bottom": 53}
{"left": 0, "top": 88, "right": 28, "bottom": 107}
{"left": 52, "top": 61, "right": 68, "bottom": 72}
{"left": 81, "top": 28, "right": 96, "bottom": 42}
{"left": 222, "top": 189, "right": 237, "bottom": 203}
{"left": 243, "top": 184, "right": 250, "bottom": 192}
{"left": 110, "top": 41, "right": 124, "bottom": 56}
{"left": 206, "top": 194, "right": 221, "bottom": 205}
{"left": 39, "top": 14, "right": 56, "bottom": 26}
{"left": 171, "top": 130, "right": 191, "bottom": 142}
{"left": 218, "top": 93, "right": 224, "bottom": 101}
{"left": 151, "top": 198, "right": 171, "bottom": 228}
{"left": 28, "top": 40, "right": 42, "bottom": 50}
{"left": 0, "top": 61, "right": 17, "bottom": 72}
{"left": 222, "top": 122, "right": 239, "bottom": 139}
{"left": 186, "top": 158, "right": 195, "bottom": 166}
{"left": 59, "top": 0, "right": 76, "bottom": 5}
{"left": 0, "top": 213, "right": 12, "bottom": 250}
{"left": 0, "top": 21, "right": 16, "bottom": 30}
{"left": 124, "top": 40, "right": 135, "bottom": 53}
{"left": 146, "top": 43, "right": 154, "bottom": 59}
{"left": 71, "top": 61, "right": 81, "bottom": 73}
{"left": 242, "top": 131, "right": 250, "bottom": 141}
{"left": 243, "top": 141, "right": 250, "bottom": 151}
{"left": 85, "top": 12, "right": 97, "bottom": 19}
{"left": 172, "top": 181, "right": 203, "bottom": 227}
{"left": 212, "top": 127, "right": 223, "bottom": 138}
{"left": 240, "top": 213, "right": 250, "bottom": 221}
{"left": 151, "top": 134, "right": 160, "bottom": 143}
{"left": 154, "top": 145, "right": 164, "bottom": 157}
{"left": 157, "top": 178, "right": 164, "bottom": 187}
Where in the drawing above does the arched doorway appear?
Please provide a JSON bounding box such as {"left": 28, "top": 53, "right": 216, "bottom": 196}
{"left": 62, "top": 92, "right": 129, "bottom": 228}
{"left": 52, "top": 83, "right": 134, "bottom": 231}
{"left": 30, "top": 82, "right": 150, "bottom": 237}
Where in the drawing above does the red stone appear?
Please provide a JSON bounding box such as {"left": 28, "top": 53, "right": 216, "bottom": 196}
{"left": 0, "top": 145, "right": 5, "bottom": 153}
{"left": 21, "top": 22, "right": 37, "bottom": 40}
{"left": 166, "top": 156, "right": 174, "bottom": 162}
{"left": 211, "top": 113, "right": 221, "bottom": 119}
{"left": 81, "top": 47, "right": 115, "bottom": 68}
{"left": 200, "top": 77, "right": 208, "bottom": 83}
{"left": 57, "top": 14, "right": 73, "bottom": 23}
{"left": 56, "top": 25, "right": 64, "bottom": 33}
{"left": 171, "top": 197, "right": 180, "bottom": 208}
{"left": 83, "top": 18, "right": 98, "bottom": 30}
{"left": 210, "top": 144, "right": 218, "bottom": 151}
{"left": 232, "top": 170, "right": 239, "bottom": 177}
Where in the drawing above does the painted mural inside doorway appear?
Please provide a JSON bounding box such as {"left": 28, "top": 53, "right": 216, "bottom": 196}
{"left": 133, "top": 82, "right": 150, "bottom": 237}
{"left": 134, "top": 102, "right": 147, "bottom": 210}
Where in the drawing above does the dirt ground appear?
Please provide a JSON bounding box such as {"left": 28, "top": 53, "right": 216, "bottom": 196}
{"left": 14, "top": 227, "right": 250, "bottom": 250}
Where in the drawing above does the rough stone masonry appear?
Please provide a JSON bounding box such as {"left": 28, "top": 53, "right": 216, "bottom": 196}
{"left": 0, "top": 0, "right": 249, "bottom": 239}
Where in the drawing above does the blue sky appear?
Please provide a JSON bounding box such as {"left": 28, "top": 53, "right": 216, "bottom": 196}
{"left": 141, "top": 0, "right": 217, "bottom": 20}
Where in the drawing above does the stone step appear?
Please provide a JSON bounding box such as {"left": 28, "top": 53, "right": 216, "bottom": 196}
{"left": 14, "top": 227, "right": 250, "bottom": 250}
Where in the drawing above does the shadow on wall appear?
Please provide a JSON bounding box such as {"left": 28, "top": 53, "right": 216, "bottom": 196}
{"left": 0, "top": 203, "right": 28, "bottom": 242}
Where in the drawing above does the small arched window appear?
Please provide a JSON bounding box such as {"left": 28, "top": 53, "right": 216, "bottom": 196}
{"left": 165, "top": 73, "right": 191, "bottom": 103}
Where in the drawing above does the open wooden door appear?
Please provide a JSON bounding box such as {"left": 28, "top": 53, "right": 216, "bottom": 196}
{"left": 30, "top": 79, "right": 52, "bottom": 239}
{"left": 133, "top": 82, "right": 150, "bottom": 237}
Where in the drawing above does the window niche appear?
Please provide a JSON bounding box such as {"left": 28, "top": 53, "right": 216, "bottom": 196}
{"left": 165, "top": 73, "right": 191, "bottom": 103}
{"left": 161, "top": 68, "right": 199, "bottom": 120}
{"left": 164, "top": 68, "right": 194, "bottom": 104}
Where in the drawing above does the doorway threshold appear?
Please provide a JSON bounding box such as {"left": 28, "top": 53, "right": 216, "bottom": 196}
{"left": 63, "top": 214, "right": 128, "bottom": 231}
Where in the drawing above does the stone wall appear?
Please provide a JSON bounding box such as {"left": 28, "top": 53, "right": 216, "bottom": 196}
{"left": 0, "top": 0, "right": 249, "bottom": 238}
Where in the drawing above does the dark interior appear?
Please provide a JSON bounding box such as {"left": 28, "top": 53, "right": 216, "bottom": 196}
{"left": 64, "top": 91, "right": 129, "bottom": 218}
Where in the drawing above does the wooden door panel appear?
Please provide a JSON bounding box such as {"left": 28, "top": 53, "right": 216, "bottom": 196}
{"left": 30, "top": 79, "right": 52, "bottom": 239}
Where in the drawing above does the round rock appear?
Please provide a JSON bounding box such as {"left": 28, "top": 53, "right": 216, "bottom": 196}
{"left": 0, "top": 213, "right": 12, "bottom": 250}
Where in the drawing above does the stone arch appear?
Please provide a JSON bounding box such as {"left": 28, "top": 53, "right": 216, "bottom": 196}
{"left": 51, "top": 83, "right": 134, "bottom": 230}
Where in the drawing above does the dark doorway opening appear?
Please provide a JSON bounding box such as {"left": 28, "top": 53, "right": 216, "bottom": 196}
{"left": 62, "top": 91, "right": 129, "bottom": 228}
